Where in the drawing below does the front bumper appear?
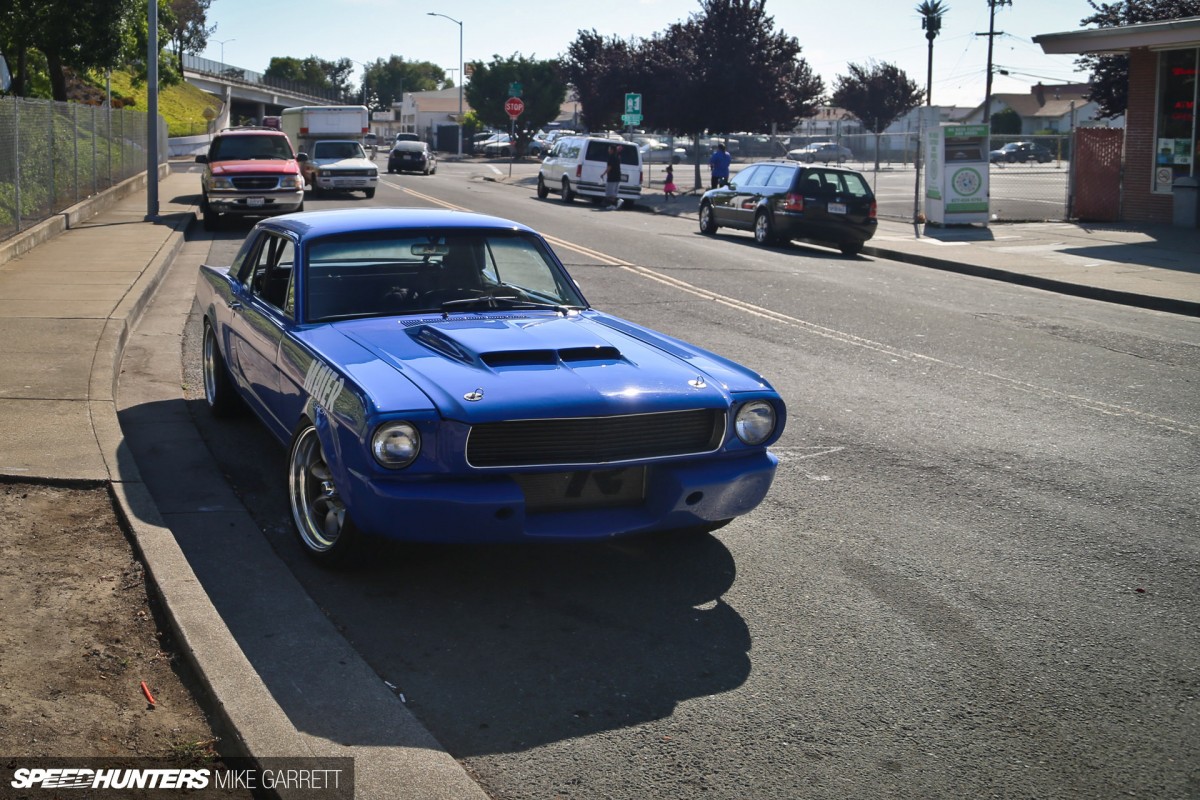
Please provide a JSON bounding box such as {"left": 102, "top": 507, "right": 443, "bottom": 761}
{"left": 344, "top": 451, "right": 778, "bottom": 543}
{"left": 206, "top": 189, "right": 304, "bottom": 216}
{"left": 314, "top": 173, "right": 378, "bottom": 190}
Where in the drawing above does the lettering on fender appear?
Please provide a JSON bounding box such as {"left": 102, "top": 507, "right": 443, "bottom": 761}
{"left": 303, "top": 360, "right": 344, "bottom": 411}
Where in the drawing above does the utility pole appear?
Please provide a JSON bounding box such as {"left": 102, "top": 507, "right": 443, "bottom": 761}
{"left": 977, "top": 0, "right": 1011, "bottom": 128}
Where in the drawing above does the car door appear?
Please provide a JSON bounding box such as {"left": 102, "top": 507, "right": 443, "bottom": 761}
{"left": 227, "top": 230, "right": 297, "bottom": 434}
{"left": 716, "top": 165, "right": 761, "bottom": 229}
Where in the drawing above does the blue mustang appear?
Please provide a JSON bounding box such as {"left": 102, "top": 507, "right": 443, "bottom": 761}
{"left": 197, "top": 208, "right": 786, "bottom": 566}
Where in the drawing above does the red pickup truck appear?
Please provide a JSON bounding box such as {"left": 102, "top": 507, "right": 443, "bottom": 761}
{"left": 196, "top": 127, "right": 308, "bottom": 231}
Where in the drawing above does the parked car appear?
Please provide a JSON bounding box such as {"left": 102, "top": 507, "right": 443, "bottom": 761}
{"left": 989, "top": 141, "right": 1053, "bottom": 164}
{"left": 474, "top": 133, "right": 510, "bottom": 156}
{"left": 195, "top": 126, "right": 307, "bottom": 231}
{"left": 537, "top": 136, "right": 643, "bottom": 208}
{"left": 387, "top": 141, "right": 437, "bottom": 175}
{"left": 482, "top": 134, "right": 515, "bottom": 158}
{"left": 196, "top": 208, "right": 786, "bottom": 565}
{"left": 786, "top": 142, "right": 853, "bottom": 163}
{"left": 634, "top": 136, "right": 686, "bottom": 164}
{"left": 698, "top": 161, "right": 877, "bottom": 255}
{"left": 302, "top": 139, "right": 378, "bottom": 198}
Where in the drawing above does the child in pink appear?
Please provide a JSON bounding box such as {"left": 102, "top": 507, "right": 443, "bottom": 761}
{"left": 663, "top": 164, "right": 677, "bottom": 200}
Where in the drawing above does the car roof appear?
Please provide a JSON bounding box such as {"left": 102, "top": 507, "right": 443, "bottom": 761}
{"left": 260, "top": 208, "right": 534, "bottom": 238}
{"left": 216, "top": 127, "right": 287, "bottom": 137}
{"left": 391, "top": 141, "right": 427, "bottom": 150}
{"left": 748, "top": 160, "right": 861, "bottom": 173}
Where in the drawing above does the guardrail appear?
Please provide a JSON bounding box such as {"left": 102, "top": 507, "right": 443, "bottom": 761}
{"left": 0, "top": 96, "right": 166, "bottom": 241}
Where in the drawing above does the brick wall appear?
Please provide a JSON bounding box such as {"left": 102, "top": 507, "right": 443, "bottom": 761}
{"left": 1121, "top": 48, "right": 1174, "bottom": 223}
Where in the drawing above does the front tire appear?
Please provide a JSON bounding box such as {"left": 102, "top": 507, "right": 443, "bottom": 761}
{"left": 699, "top": 202, "right": 718, "bottom": 235}
{"left": 201, "top": 197, "right": 220, "bottom": 231}
{"left": 288, "top": 423, "right": 367, "bottom": 568}
{"left": 537, "top": 175, "right": 549, "bottom": 199}
{"left": 364, "top": 188, "right": 376, "bottom": 199}
{"left": 202, "top": 321, "right": 240, "bottom": 417}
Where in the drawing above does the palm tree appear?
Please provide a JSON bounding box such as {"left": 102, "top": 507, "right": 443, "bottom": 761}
{"left": 916, "top": 0, "right": 949, "bottom": 106}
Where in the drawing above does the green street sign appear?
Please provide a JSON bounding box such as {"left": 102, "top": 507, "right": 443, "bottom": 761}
{"left": 509, "top": 82, "right": 523, "bottom": 98}
{"left": 621, "top": 113, "right": 643, "bottom": 126}
{"left": 624, "top": 93, "right": 642, "bottom": 115}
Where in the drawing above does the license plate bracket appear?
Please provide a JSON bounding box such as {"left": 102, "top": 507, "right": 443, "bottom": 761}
{"left": 516, "top": 467, "right": 647, "bottom": 513}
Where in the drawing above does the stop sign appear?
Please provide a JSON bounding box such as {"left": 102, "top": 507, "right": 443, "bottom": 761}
{"left": 505, "top": 96, "right": 525, "bottom": 118}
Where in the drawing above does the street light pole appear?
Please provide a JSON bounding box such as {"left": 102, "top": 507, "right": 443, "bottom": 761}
{"left": 427, "top": 12, "right": 463, "bottom": 157}
{"left": 214, "top": 37, "right": 235, "bottom": 68}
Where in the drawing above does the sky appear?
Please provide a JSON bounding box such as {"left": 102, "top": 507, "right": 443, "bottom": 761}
{"left": 198, "top": 0, "right": 1101, "bottom": 110}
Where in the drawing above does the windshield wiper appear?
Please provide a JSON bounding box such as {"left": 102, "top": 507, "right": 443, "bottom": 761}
{"left": 438, "top": 295, "right": 579, "bottom": 314}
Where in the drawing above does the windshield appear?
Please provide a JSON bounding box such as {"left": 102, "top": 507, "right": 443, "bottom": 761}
{"left": 313, "top": 141, "right": 366, "bottom": 160}
{"left": 303, "top": 230, "right": 588, "bottom": 322}
{"left": 209, "top": 134, "right": 294, "bottom": 161}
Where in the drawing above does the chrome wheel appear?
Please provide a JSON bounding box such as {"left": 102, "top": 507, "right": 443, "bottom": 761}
{"left": 288, "top": 424, "right": 360, "bottom": 564}
{"left": 202, "top": 322, "right": 239, "bottom": 416}
{"left": 754, "top": 211, "right": 774, "bottom": 245}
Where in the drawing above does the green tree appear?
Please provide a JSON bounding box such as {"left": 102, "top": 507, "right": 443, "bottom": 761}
{"left": 362, "top": 56, "right": 447, "bottom": 111}
{"left": 1076, "top": 0, "right": 1200, "bottom": 118}
{"left": 166, "top": 0, "right": 215, "bottom": 63}
{"left": 832, "top": 60, "right": 923, "bottom": 167}
{"left": 122, "top": 0, "right": 182, "bottom": 90}
{"left": 561, "top": 30, "right": 637, "bottom": 131}
{"left": 991, "top": 106, "right": 1021, "bottom": 134}
{"left": 464, "top": 54, "right": 567, "bottom": 154}
{"left": 916, "top": 0, "right": 949, "bottom": 105}
{"left": 1, "top": 0, "right": 135, "bottom": 100}
{"left": 265, "top": 55, "right": 353, "bottom": 97}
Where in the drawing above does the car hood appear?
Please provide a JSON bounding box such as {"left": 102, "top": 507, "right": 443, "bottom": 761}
{"left": 321, "top": 312, "right": 751, "bottom": 424}
{"left": 312, "top": 157, "right": 374, "bottom": 169}
{"left": 209, "top": 159, "right": 299, "bottom": 175}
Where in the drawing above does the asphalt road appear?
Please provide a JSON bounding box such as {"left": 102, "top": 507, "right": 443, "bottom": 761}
{"left": 180, "top": 159, "right": 1199, "bottom": 799}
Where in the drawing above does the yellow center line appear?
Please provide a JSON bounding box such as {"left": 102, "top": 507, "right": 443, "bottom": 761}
{"left": 388, "top": 185, "right": 1195, "bottom": 436}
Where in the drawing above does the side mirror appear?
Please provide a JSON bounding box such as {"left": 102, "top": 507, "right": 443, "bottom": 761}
{"left": 296, "top": 153, "right": 309, "bottom": 163}
{"left": 195, "top": 154, "right": 208, "bottom": 164}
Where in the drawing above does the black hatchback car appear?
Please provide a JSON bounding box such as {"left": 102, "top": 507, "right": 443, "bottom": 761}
{"left": 698, "top": 162, "right": 877, "bottom": 255}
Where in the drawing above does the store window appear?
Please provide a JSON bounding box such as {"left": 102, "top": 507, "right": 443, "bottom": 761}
{"left": 1154, "top": 48, "right": 1198, "bottom": 193}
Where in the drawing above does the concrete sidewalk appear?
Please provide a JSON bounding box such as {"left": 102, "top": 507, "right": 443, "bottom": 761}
{"left": 0, "top": 161, "right": 1196, "bottom": 799}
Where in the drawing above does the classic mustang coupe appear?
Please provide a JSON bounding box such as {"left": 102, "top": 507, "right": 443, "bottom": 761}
{"left": 197, "top": 208, "right": 786, "bottom": 565}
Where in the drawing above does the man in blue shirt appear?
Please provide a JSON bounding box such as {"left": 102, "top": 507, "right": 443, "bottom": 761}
{"left": 708, "top": 143, "right": 731, "bottom": 189}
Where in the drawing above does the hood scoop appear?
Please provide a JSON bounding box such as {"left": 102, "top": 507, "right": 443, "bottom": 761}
{"left": 406, "top": 319, "right": 627, "bottom": 369}
{"left": 481, "top": 345, "right": 623, "bottom": 368}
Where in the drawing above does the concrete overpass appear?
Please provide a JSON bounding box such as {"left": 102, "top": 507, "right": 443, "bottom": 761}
{"left": 182, "top": 54, "right": 344, "bottom": 129}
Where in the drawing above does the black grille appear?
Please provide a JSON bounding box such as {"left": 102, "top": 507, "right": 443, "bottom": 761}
{"left": 329, "top": 169, "right": 374, "bottom": 177}
{"left": 466, "top": 409, "right": 725, "bottom": 468}
{"left": 231, "top": 176, "right": 279, "bottom": 190}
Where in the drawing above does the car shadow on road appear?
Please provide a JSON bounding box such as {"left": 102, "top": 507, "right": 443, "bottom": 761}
{"left": 119, "top": 383, "right": 752, "bottom": 757}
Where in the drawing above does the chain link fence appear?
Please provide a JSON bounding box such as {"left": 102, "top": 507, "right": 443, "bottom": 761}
{"left": 725, "top": 131, "right": 1073, "bottom": 223}
{"left": 0, "top": 96, "right": 167, "bottom": 241}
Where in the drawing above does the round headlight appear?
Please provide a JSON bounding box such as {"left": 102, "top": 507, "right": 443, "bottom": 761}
{"left": 734, "top": 401, "right": 776, "bottom": 445}
{"left": 372, "top": 422, "right": 421, "bottom": 468}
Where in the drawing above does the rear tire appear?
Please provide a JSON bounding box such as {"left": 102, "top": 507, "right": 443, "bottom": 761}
{"left": 840, "top": 240, "right": 864, "bottom": 256}
{"left": 202, "top": 320, "right": 240, "bottom": 417}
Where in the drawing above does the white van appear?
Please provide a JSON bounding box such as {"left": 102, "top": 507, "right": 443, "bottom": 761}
{"left": 537, "top": 136, "right": 643, "bottom": 208}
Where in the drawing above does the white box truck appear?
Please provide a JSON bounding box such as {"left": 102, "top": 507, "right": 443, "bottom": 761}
{"left": 279, "top": 105, "right": 370, "bottom": 152}
{"left": 280, "top": 106, "right": 376, "bottom": 196}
